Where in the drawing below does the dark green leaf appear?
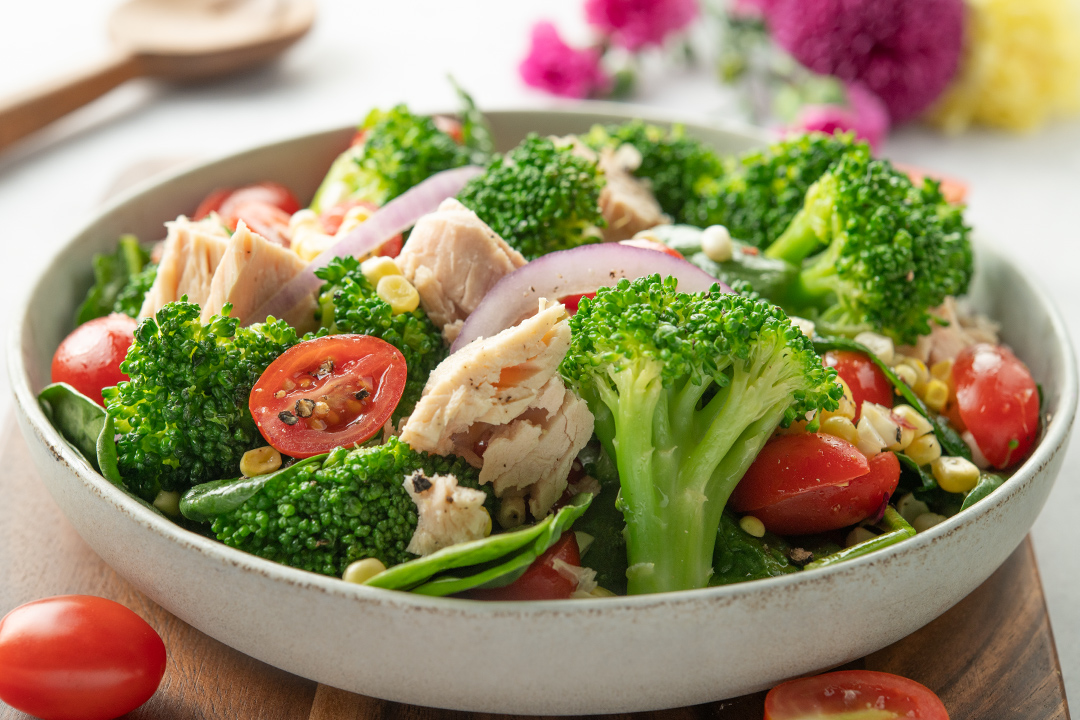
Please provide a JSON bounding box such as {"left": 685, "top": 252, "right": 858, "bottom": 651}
{"left": 74, "top": 235, "right": 150, "bottom": 325}
{"left": 804, "top": 507, "right": 915, "bottom": 570}
{"left": 960, "top": 473, "right": 1005, "bottom": 512}
{"left": 179, "top": 455, "right": 328, "bottom": 523}
{"left": 38, "top": 383, "right": 106, "bottom": 469}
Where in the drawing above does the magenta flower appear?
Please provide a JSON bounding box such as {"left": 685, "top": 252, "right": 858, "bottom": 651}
{"left": 766, "top": 0, "right": 965, "bottom": 123}
{"left": 792, "top": 83, "right": 890, "bottom": 150}
{"left": 519, "top": 21, "right": 611, "bottom": 99}
{"left": 584, "top": 0, "right": 699, "bottom": 51}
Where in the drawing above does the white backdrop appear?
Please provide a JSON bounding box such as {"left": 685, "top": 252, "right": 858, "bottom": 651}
{"left": 1, "top": 0, "right": 1078, "bottom": 703}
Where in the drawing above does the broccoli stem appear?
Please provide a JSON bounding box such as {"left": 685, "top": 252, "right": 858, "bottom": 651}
{"left": 764, "top": 173, "right": 838, "bottom": 263}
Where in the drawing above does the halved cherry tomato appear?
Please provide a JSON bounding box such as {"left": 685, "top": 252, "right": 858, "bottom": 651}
{"left": 318, "top": 200, "right": 403, "bottom": 257}
{"left": 731, "top": 433, "right": 900, "bottom": 535}
{"left": 765, "top": 670, "right": 949, "bottom": 719}
{"left": 618, "top": 237, "right": 684, "bottom": 259}
{"left": 192, "top": 187, "right": 232, "bottom": 220}
{"left": 894, "top": 161, "right": 969, "bottom": 205}
{"left": 464, "top": 532, "right": 582, "bottom": 601}
{"left": 0, "top": 595, "right": 167, "bottom": 720}
{"left": 953, "top": 344, "right": 1039, "bottom": 469}
{"left": 194, "top": 181, "right": 300, "bottom": 221}
{"left": 433, "top": 115, "right": 465, "bottom": 145}
{"left": 249, "top": 335, "right": 407, "bottom": 459}
{"left": 225, "top": 200, "right": 293, "bottom": 246}
{"left": 823, "top": 350, "right": 893, "bottom": 421}
{"left": 51, "top": 314, "right": 137, "bottom": 406}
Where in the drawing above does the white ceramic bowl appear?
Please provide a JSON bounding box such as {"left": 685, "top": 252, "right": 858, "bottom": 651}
{"left": 10, "top": 107, "right": 1077, "bottom": 715}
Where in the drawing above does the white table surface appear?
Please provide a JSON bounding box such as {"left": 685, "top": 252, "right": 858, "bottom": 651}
{"left": 2, "top": 0, "right": 1078, "bottom": 705}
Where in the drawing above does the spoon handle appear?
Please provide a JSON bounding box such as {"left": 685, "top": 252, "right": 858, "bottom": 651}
{"left": 0, "top": 53, "right": 142, "bottom": 154}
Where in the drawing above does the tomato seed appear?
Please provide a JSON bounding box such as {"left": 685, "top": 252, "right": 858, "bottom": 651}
{"left": 278, "top": 410, "right": 298, "bottom": 425}
{"left": 309, "top": 418, "right": 327, "bottom": 431}
{"left": 354, "top": 389, "right": 370, "bottom": 401}
{"left": 295, "top": 398, "right": 316, "bottom": 418}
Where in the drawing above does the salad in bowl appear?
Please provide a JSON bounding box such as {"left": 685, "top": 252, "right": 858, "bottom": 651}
{"left": 14, "top": 100, "right": 1072, "bottom": 712}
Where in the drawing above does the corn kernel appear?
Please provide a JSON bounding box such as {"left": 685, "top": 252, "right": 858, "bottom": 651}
{"left": 923, "top": 379, "right": 950, "bottom": 413}
{"left": 893, "top": 363, "right": 918, "bottom": 388}
{"left": 589, "top": 586, "right": 617, "bottom": 598}
{"left": 854, "top": 331, "right": 894, "bottom": 364}
{"left": 897, "top": 356, "right": 930, "bottom": 394}
{"left": 361, "top": 256, "right": 402, "bottom": 286}
{"left": 820, "top": 378, "right": 856, "bottom": 422}
{"left": 891, "top": 404, "right": 933, "bottom": 437}
{"left": 153, "top": 490, "right": 182, "bottom": 517}
{"left": 856, "top": 415, "right": 887, "bottom": 458}
{"left": 861, "top": 402, "right": 911, "bottom": 452}
{"left": 932, "top": 456, "right": 981, "bottom": 493}
{"left": 912, "top": 513, "right": 947, "bottom": 533}
{"left": 701, "top": 224, "right": 734, "bottom": 262}
{"left": 342, "top": 557, "right": 387, "bottom": 584}
{"left": 820, "top": 416, "right": 859, "bottom": 445}
{"left": 896, "top": 492, "right": 930, "bottom": 524}
{"left": 376, "top": 275, "right": 420, "bottom": 315}
{"left": 240, "top": 446, "right": 282, "bottom": 477}
{"left": 845, "top": 526, "right": 877, "bottom": 547}
{"left": 930, "top": 359, "right": 954, "bottom": 386}
{"left": 497, "top": 496, "right": 527, "bottom": 529}
{"left": 292, "top": 228, "right": 336, "bottom": 262}
{"left": 287, "top": 208, "right": 321, "bottom": 234}
{"left": 739, "top": 515, "right": 766, "bottom": 538}
{"left": 905, "top": 433, "right": 942, "bottom": 467}
{"left": 336, "top": 204, "right": 375, "bottom": 236}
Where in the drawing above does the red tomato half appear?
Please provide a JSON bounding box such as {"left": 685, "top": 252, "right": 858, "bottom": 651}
{"left": 433, "top": 115, "right": 465, "bottom": 145}
{"left": 0, "top": 595, "right": 166, "bottom": 720}
{"left": 894, "top": 161, "right": 969, "bottom": 205}
{"left": 618, "top": 238, "right": 685, "bottom": 259}
{"left": 250, "top": 335, "right": 407, "bottom": 459}
{"left": 318, "top": 200, "right": 403, "bottom": 257}
{"left": 225, "top": 200, "right": 293, "bottom": 246}
{"left": 731, "top": 433, "right": 900, "bottom": 536}
{"left": 464, "top": 532, "right": 581, "bottom": 601}
{"left": 192, "top": 187, "right": 232, "bottom": 220}
{"left": 51, "top": 314, "right": 137, "bottom": 405}
{"left": 953, "top": 344, "right": 1039, "bottom": 469}
{"left": 823, "top": 350, "right": 893, "bottom": 420}
{"left": 765, "top": 670, "right": 949, "bottom": 720}
{"left": 194, "top": 181, "right": 300, "bottom": 221}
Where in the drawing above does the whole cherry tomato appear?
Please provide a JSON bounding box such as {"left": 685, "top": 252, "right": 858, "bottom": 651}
{"left": 464, "top": 532, "right": 582, "bottom": 601}
{"left": 51, "top": 313, "right": 137, "bottom": 405}
{"left": 249, "top": 335, "right": 407, "bottom": 459}
{"left": 765, "top": 670, "right": 949, "bottom": 719}
{"left": 823, "top": 350, "right": 893, "bottom": 421}
{"left": 730, "top": 433, "right": 900, "bottom": 535}
{"left": 0, "top": 595, "right": 166, "bottom": 720}
{"left": 953, "top": 343, "right": 1039, "bottom": 469}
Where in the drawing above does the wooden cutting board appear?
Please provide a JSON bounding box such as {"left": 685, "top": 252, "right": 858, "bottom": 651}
{"left": 0, "top": 421, "right": 1069, "bottom": 720}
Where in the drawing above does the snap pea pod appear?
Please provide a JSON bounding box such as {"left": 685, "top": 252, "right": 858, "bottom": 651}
{"left": 179, "top": 454, "right": 329, "bottom": 523}
{"left": 812, "top": 335, "right": 972, "bottom": 461}
{"left": 804, "top": 507, "right": 916, "bottom": 571}
{"left": 366, "top": 493, "right": 593, "bottom": 595}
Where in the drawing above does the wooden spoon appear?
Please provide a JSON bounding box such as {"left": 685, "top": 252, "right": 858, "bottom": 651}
{"left": 0, "top": 0, "right": 315, "bottom": 153}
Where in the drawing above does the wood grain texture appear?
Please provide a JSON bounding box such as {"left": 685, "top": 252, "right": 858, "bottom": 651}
{"left": 0, "top": 419, "right": 1069, "bottom": 719}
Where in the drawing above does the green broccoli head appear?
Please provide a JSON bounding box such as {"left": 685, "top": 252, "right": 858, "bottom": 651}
{"left": 209, "top": 436, "right": 485, "bottom": 575}
{"left": 456, "top": 134, "right": 606, "bottom": 260}
{"left": 583, "top": 121, "right": 726, "bottom": 225}
{"left": 103, "top": 301, "right": 300, "bottom": 500}
{"left": 309, "top": 104, "right": 475, "bottom": 213}
{"left": 708, "top": 132, "right": 859, "bottom": 248}
{"left": 559, "top": 275, "right": 841, "bottom": 594}
{"left": 315, "top": 257, "right": 445, "bottom": 418}
{"left": 765, "top": 144, "right": 974, "bottom": 345}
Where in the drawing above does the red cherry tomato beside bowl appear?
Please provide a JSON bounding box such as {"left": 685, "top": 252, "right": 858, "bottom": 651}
{"left": 765, "top": 669, "right": 949, "bottom": 719}
{"left": 823, "top": 350, "right": 893, "bottom": 421}
{"left": 50, "top": 313, "right": 137, "bottom": 406}
{"left": 0, "top": 595, "right": 166, "bottom": 720}
{"left": 249, "top": 335, "right": 407, "bottom": 459}
{"left": 953, "top": 343, "right": 1039, "bottom": 469}
{"left": 730, "top": 433, "right": 900, "bottom": 536}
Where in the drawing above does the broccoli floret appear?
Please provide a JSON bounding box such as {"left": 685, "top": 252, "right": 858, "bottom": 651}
{"left": 209, "top": 437, "right": 485, "bottom": 575}
{"left": 309, "top": 104, "right": 478, "bottom": 213}
{"left": 708, "top": 132, "right": 858, "bottom": 248}
{"left": 75, "top": 235, "right": 154, "bottom": 324}
{"left": 583, "top": 121, "right": 726, "bottom": 225}
{"left": 103, "top": 302, "right": 300, "bottom": 500}
{"left": 764, "top": 144, "right": 974, "bottom": 344}
{"left": 559, "top": 275, "right": 841, "bottom": 594}
{"left": 315, "top": 257, "right": 445, "bottom": 418}
{"left": 456, "top": 134, "right": 606, "bottom": 259}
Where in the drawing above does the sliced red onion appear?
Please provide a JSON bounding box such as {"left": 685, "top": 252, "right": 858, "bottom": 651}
{"left": 451, "top": 243, "right": 729, "bottom": 352}
{"left": 244, "top": 165, "right": 483, "bottom": 327}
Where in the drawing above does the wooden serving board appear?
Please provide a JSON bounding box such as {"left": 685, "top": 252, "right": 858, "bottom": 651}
{"left": 0, "top": 421, "right": 1069, "bottom": 720}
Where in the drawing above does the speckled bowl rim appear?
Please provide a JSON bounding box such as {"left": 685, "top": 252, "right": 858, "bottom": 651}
{"left": 9, "top": 104, "right": 1078, "bottom": 618}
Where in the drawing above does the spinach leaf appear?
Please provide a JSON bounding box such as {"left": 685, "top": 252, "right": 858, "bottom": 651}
{"left": 74, "top": 235, "right": 151, "bottom": 325}
{"left": 710, "top": 512, "right": 796, "bottom": 585}
{"left": 38, "top": 383, "right": 107, "bottom": 468}
{"left": 897, "top": 452, "right": 937, "bottom": 490}
{"left": 179, "top": 454, "right": 328, "bottom": 523}
{"left": 366, "top": 493, "right": 593, "bottom": 596}
{"left": 812, "top": 335, "right": 972, "bottom": 460}
{"left": 960, "top": 473, "right": 1005, "bottom": 512}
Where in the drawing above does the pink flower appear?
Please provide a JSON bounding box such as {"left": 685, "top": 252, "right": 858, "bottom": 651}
{"left": 766, "top": 0, "right": 964, "bottom": 123}
{"left": 792, "top": 83, "right": 890, "bottom": 150}
{"left": 584, "top": 0, "right": 699, "bottom": 51}
{"left": 519, "top": 22, "right": 611, "bottom": 99}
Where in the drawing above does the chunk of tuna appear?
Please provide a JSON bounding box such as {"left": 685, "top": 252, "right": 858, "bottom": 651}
{"left": 396, "top": 198, "right": 526, "bottom": 343}
{"left": 404, "top": 471, "right": 491, "bottom": 556}
{"left": 138, "top": 216, "right": 229, "bottom": 318}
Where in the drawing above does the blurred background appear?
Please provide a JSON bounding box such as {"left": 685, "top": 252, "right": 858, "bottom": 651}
{"left": 1, "top": 0, "right": 1078, "bottom": 702}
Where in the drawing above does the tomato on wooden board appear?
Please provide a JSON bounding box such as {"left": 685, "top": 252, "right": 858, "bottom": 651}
{"left": 953, "top": 343, "right": 1039, "bottom": 469}
{"left": 249, "top": 335, "right": 407, "bottom": 459}
{"left": 51, "top": 313, "right": 137, "bottom": 406}
{"left": 618, "top": 237, "right": 685, "bottom": 259}
{"left": 0, "top": 595, "right": 166, "bottom": 720}
{"left": 730, "top": 433, "right": 900, "bottom": 536}
{"left": 823, "top": 350, "right": 893, "bottom": 420}
{"left": 463, "top": 532, "right": 582, "bottom": 601}
{"left": 765, "top": 669, "right": 949, "bottom": 719}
